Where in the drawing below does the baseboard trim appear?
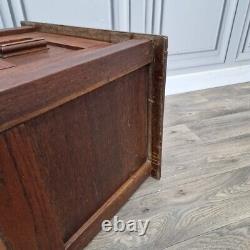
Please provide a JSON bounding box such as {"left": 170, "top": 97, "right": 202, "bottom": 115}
{"left": 65, "top": 161, "right": 152, "bottom": 250}
{"left": 167, "top": 65, "right": 250, "bottom": 95}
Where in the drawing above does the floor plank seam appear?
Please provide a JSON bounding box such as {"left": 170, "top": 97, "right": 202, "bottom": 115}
{"left": 163, "top": 215, "right": 250, "bottom": 249}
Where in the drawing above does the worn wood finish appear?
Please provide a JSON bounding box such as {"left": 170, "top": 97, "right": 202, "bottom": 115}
{"left": 0, "top": 37, "right": 48, "bottom": 58}
{"left": 0, "top": 39, "right": 152, "bottom": 133}
{"left": 149, "top": 38, "right": 167, "bottom": 179}
{"left": 0, "top": 23, "right": 167, "bottom": 249}
{"left": 0, "top": 60, "right": 14, "bottom": 70}
{"left": 11, "top": 66, "right": 149, "bottom": 242}
{"left": 0, "top": 135, "right": 43, "bottom": 249}
{"left": 0, "top": 32, "right": 110, "bottom": 50}
{"left": 21, "top": 21, "right": 168, "bottom": 180}
{"left": 65, "top": 162, "right": 152, "bottom": 250}
{"left": 0, "top": 239, "right": 7, "bottom": 250}
{"left": 86, "top": 82, "right": 250, "bottom": 250}
{"left": 0, "top": 26, "right": 36, "bottom": 36}
{"left": 3, "top": 131, "right": 65, "bottom": 250}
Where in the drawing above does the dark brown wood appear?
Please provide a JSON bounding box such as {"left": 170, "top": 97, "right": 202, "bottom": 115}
{"left": 0, "top": 26, "right": 37, "bottom": 36}
{"left": 10, "top": 66, "right": 149, "bottom": 242}
{"left": 65, "top": 161, "right": 152, "bottom": 250}
{"left": 0, "top": 135, "right": 40, "bottom": 249}
{"left": 0, "top": 37, "right": 48, "bottom": 58}
{"left": 2, "top": 131, "right": 64, "bottom": 250}
{"left": 0, "top": 39, "right": 152, "bottom": 133}
{"left": 0, "top": 60, "right": 15, "bottom": 70}
{"left": 149, "top": 38, "right": 168, "bottom": 179}
{"left": 20, "top": 21, "right": 168, "bottom": 179}
{"left": 0, "top": 23, "right": 167, "bottom": 250}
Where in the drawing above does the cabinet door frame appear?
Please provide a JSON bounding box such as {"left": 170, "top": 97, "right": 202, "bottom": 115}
{"left": 226, "top": 0, "right": 250, "bottom": 62}
{"left": 163, "top": 0, "right": 239, "bottom": 70}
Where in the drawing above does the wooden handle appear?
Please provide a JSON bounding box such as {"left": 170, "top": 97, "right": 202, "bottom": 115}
{"left": 0, "top": 37, "right": 48, "bottom": 58}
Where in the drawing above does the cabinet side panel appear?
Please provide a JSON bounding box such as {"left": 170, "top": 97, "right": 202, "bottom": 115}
{"left": 0, "top": 135, "right": 39, "bottom": 250}
{"left": 13, "top": 66, "right": 149, "bottom": 242}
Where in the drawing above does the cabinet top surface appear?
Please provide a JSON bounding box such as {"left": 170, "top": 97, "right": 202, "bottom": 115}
{"left": 0, "top": 28, "right": 111, "bottom": 91}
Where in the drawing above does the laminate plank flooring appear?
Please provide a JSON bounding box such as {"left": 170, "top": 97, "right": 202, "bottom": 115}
{"left": 86, "top": 82, "right": 250, "bottom": 250}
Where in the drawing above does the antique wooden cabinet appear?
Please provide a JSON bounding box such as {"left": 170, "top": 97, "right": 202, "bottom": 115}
{"left": 0, "top": 22, "right": 167, "bottom": 250}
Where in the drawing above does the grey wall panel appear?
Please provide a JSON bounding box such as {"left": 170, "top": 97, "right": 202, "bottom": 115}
{"left": 163, "top": 0, "right": 225, "bottom": 54}
{"left": 163, "top": 0, "right": 238, "bottom": 70}
{"left": 8, "top": 0, "right": 25, "bottom": 26}
{"left": 227, "top": 0, "right": 250, "bottom": 62}
{"left": 112, "top": 0, "right": 238, "bottom": 70}
{"left": 23, "top": 0, "right": 113, "bottom": 29}
{"left": 1, "top": 0, "right": 250, "bottom": 73}
{"left": 0, "top": 0, "right": 16, "bottom": 28}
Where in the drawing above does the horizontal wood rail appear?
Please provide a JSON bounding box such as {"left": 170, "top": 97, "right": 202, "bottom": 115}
{"left": 0, "top": 37, "right": 48, "bottom": 58}
{"left": 0, "top": 39, "right": 153, "bottom": 133}
{"left": 0, "top": 26, "right": 37, "bottom": 37}
{"left": 65, "top": 161, "right": 152, "bottom": 250}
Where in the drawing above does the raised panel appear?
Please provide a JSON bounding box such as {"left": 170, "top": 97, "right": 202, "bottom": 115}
{"left": 232, "top": 0, "right": 250, "bottom": 61}
{"left": 162, "top": 0, "right": 225, "bottom": 55}
{"left": 112, "top": 0, "right": 163, "bottom": 34}
{"left": 243, "top": 26, "right": 250, "bottom": 53}
{"left": 228, "top": 0, "right": 250, "bottom": 62}
{"left": 23, "top": 0, "right": 113, "bottom": 29}
{"left": 130, "top": 0, "right": 147, "bottom": 33}
{"left": 163, "top": 0, "right": 238, "bottom": 70}
{"left": 112, "top": 0, "right": 238, "bottom": 71}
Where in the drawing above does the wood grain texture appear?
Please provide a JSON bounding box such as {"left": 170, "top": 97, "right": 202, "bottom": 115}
{"left": 0, "top": 26, "right": 36, "bottom": 36}
{"left": 87, "top": 165, "right": 250, "bottom": 249}
{"left": 0, "top": 238, "right": 7, "bottom": 250}
{"left": 0, "top": 32, "right": 109, "bottom": 50}
{"left": 0, "top": 135, "right": 41, "bottom": 249}
{"left": 0, "top": 39, "right": 152, "bottom": 133}
{"left": 166, "top": 218, "right": 250, "bottom": 250}
{"left": 86, "top": 82, "right": 250, "bottom": 250}
{"left": 9, "top": 66, "right": 149, "bottom": 243}
{"left": 0, "top": 23, "right": 167, "bottom": 249}
{"left": 21, "top": 21, "right": 168, "bottom": 44}
{"left": 148, "top": 37, "right": 167, "bottom": 179}
{"left": 65, "top": 162, "right": 152, "bottom": 250}
{"left": 20, "top": 21, "right": 168, "bottom": 180}
{"left": 3, "top": 130, "right": 65, "bottom": 249}
{"left": 0, "top": 60, "right": 15, "bottom": 70}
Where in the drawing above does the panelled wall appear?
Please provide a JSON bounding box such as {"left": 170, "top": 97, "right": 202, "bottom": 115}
{"left": 227, "top": 0, "right": 250, "bottom": 62}
{"left": 1, "top": 0, "right": 250, "bottom": 82}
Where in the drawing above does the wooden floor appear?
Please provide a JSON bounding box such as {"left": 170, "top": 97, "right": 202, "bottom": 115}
{"left": 86, "top": 82, "right": 250, "bottom": 250}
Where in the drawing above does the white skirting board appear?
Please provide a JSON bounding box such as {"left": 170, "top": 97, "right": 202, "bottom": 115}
{"left": 166, "top": 65, "right": 250, "bottom": 95}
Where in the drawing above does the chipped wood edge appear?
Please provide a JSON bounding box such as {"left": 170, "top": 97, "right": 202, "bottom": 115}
{"left": 20, "top": 21, "right": 168, "bottom": 180}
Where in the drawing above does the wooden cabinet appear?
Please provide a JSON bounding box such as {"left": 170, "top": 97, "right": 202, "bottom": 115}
{"left": 0, "top": 22, "right": 167, "bottom": 249}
